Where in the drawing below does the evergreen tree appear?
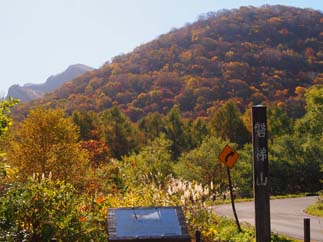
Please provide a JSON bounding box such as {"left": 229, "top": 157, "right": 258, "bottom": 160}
{"left": 138, "top": 112, "right": 165, "bottom": 143}
{"left": 72, "top": 110, "right": 102, "bottom": 140}
{"left": 100, "top": 107, "right": 139, "bottom": 159}
{"left": 210, "top": 101, "right": 250, "bottom": 146}
{"left": 190, "top": 117, "right": 209, "bottom": 147}
{"left": 164, "top": 106, "right": 189, "bottom": 159}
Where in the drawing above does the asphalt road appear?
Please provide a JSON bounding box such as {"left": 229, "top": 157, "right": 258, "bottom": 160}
{"left": 213, "top": 196, "right": 323, "bottom": 241}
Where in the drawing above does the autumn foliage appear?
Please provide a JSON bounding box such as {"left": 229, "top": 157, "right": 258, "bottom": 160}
{"left": 13, "top": 5, "right": 323, "bottom": 121}
{"left": 2, "top": 5, "right": 323, "bottom": 242}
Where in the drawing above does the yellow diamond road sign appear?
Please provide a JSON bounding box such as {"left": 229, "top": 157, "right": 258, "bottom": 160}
{"left": 218, "top": 144, "right": 239, "bottom": 169}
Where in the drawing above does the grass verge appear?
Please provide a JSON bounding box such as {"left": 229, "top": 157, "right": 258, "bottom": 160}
{"left": 304, "top": 199, "right": 323, "bottom": 217}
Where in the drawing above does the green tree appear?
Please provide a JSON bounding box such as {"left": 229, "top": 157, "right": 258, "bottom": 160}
{"left": 189, "top": 117, "right": 209, "bottom": 147}
{"left": 0, "top": 97, "right": 19, "bottom": 138}
{"left": 7, "top": 108, "right": 89, "bottom": 186}
{"left": 0, "top": 98, "right": 19, "bottom": 189}
{"left": 164, "top": 106, "right": 190, "bottom": 159}
{"left": 299, "top": 140, "right": 323, "bottom": 192}
{"left": 270, "top": 135, "right": 323, "bottom": 194}
{"left": 210, "top": 101, "right": 250, "bottom": 146}
{"left": 295, "top": 85, "right": 323, "bottom": 139}
{"left": 267, "top": 106, "right": 293, "bottom": 144}
{"left": 72, "top": 111, "right": 102, "bottom": 141}
{"left": 232, "top": 144, "right": 253, "bottom": 197}
{"left": 293, "top": 86, "right": 323, "bottom": 191}
{"left": 174, "top": 136, "right": 229, "bottom": 193}
{"left": 100, "top": 107, "right": 139, "bottom": 160}
{"left": 138, "top": 112, "right": 165, "bottom": 143}
{"left": 121, "top": 135, "right": 173, "bottom": 188}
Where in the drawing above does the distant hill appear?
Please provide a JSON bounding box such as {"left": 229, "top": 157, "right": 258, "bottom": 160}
{"left": 16, "top": 5, "right": 323, "bottom": 120}
{"left": 7, "top": 64, "right": 94, "bottom": 102}
{"left": 7, "top": 85, "right": 43, "bottom": 102}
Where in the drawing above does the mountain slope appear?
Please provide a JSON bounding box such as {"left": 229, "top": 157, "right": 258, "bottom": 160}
{"left": 17, "top": 5, "right": 323, "bottom": 120}
{"left": 7, "top": 64, "right": 94, "bottom": 102}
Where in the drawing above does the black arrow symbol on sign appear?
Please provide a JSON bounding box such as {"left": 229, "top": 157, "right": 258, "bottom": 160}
{"left": 225, "top": 151, "right": 235, "bottom": 163}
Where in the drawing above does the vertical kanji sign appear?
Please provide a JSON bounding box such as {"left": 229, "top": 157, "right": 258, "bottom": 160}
{"left": 252, "top": 105, "right": 271, "bottom": 242}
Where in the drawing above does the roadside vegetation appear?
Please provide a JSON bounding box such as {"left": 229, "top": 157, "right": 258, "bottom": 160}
{"left": 305, "top": 192, "right": 323, "bottom": 217}
{"left": 1, "top": 95, "right": 319, "bottom": 241}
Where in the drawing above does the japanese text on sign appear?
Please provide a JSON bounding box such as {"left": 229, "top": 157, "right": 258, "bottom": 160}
{"left": 256, "top": 147, "right": 267, "bottom": 162}
{"left": 254, "top": 122, "right": 266, "bottom": 138}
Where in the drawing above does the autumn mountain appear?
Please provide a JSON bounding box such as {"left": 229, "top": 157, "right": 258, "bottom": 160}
{"left": 17, "top": 5, "right": 323, "bottom": 120}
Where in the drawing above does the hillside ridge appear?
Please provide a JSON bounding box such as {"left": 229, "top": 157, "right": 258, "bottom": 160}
{"left": 16, "top": 5, "right": 323, "bottom": 120}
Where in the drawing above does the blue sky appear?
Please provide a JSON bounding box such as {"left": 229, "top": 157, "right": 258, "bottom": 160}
{"left": 1, "top": 0, "right": 322, "bottom": 95}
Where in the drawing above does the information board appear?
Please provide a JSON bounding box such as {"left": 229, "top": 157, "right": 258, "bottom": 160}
{"left": 108, "top": 206, "right": 190, "bottom": 242}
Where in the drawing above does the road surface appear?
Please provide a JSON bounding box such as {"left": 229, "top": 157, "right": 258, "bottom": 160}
{"left": 213, "top": 196, "right": 323, "bottom": 241}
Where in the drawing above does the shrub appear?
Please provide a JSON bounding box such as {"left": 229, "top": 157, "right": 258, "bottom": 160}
{"left": 0, "top": 175, "right": 107, "bottom": 242}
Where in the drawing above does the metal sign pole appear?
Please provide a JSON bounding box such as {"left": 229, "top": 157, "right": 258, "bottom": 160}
{"left": 226, "top": 166, "right": 242, "bottom": 232}
{"left": 218, "top": 144, "right": 241, "bottom": 232}
{"left": 252, "top": 105, "right": 271, "bottom": 242}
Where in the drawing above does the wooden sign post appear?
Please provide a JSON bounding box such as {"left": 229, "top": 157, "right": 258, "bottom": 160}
{"left": 252, "top": 105, "right": 271, "bottom": 242}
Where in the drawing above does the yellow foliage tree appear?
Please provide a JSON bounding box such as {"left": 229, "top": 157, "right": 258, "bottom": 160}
{"left": 7, "top": 108, "right": 89, "bottom": 186}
